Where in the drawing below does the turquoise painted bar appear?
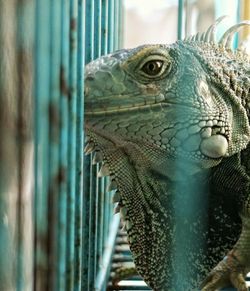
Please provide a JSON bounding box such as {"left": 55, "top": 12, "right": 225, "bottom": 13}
{"left": 34, "top": 0, "right": 51, "bottom": 289}
{"left": 177, "top": 0, "right": 184, "bottom": 40}
{"left": 74, "top": 0, "right": 85, "bottom": 289}
{"left": 58, "top": 0, "right": 70, "bottom": 289}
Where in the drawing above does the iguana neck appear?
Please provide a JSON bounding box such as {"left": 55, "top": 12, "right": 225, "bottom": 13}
{"left": 85, "top": 123, "right": 233, "bottom": 290}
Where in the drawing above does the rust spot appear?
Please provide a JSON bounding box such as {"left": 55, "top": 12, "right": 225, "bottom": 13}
{"left": 70, "top": 18, "right": 77, "bottom": 31}
{"left": 102, "top": 28, "right": 107, "bottom": 36}
{"left": 57, "top": 166, "right": 67, "bottom": 184}
{"left": 60, "top": 65, "right": 69, "bottom": 96}
{"left": 48, "top": 103, "right": 60, "bottom": 141}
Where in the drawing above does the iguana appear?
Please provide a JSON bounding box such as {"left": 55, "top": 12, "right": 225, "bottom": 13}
{"left": 84, "top": 17, "right": 250, "bottom": 290}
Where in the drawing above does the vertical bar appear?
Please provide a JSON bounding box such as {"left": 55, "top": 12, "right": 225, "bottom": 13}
{"left": 118, "top": 0, "right": 124, "bottom": 49}
{"left": 0, "top": 3, "right": 17, "bottom": 290}
{"left": 108, "top": 0, "right": 114, "bottom": 53}
{"left": 103, "top": 179, "right": 109, "bottom": 248}
{"left": 242, "top": 0, "right": 250, "bottom": 22}
{"left": 83, "top": 0, "right": 95, "bottom": 289}
{"left": 88, "top": 163, "right": 98, "bottom": 290}
{"left": 15, "top": 1, "right": 34, "bottom": 290}
{"left": 100, "top": 0, "right": 109, "bottom": 249}
{"left": 82, "top": 158, "right": 91, "bottom": 290}
{"left": 94, "top": 0, "right": 102, "bottom": 58}
{"left": 34, "top": 0, "right": 51, "bottom": 289}
{"left": 113, "top": 0, "right": 118, "bottom": 50}
{"left": 85, "top": 0, "right": 94, "bottom": 63}
{"left": 241, "top": 0, "right": 250, "bottom": 40}
{"left": 97, "top": 178, "right": 105, "bottom": 262}
{"left": 101, "top": 0, "right": 109, "bottom": 56}
{"left": 177, "top": 0, "right": 184, "bottom": 40}
{"left": 48, "top": 1, "right": 62, "bottom": 289}
{"left": 93, "top": 0, "right": 102, "bottom": 277}
{"left": 66, "top": 0, "right": 78, "bottom": 289}
{"left": 74, "top": 0, "right": 85, "bottom": 289}
{"left": 57, "top": 0, "right": 70, "bottom": 290}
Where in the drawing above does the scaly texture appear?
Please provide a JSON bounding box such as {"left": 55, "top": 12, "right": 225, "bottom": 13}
{"left": 84, "top": 17, "right": 250, "bottom": 290}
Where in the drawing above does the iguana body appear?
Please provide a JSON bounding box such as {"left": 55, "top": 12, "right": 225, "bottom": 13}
{"left": 84, "top": 18, "right": 250, "bottom": 290}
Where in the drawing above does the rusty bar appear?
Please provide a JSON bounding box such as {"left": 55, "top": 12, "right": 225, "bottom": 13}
{"left": 101, "top": 0, "right": 109, "bottom": 55}
{"left": 82, "top": 156, "right": 91, "bottom": 289}
{"left": 15, "top": 0, "right": 34, "bottom": 290}
{"left": 74, "top": 0, "right": 85, "bottom": 289}
{"left": 65, "top": 0, "right": 78, "bottom": 289}
{"left": 88, "top": 162, "right": 98, "bottom": 290}
{"left": 57, "top": 0, "right": 70, "bottom": 290}
{"left": 107, "top": 0, "right": 114, "bottom": 53}
{"left": 94, "top": 0, "right": 102, "bottom": 59}
{"left": 34, "top": 0, "right": 51, "bottom": 288}
{"left": 85, "top": 0, "right": 94, "bottom": 63}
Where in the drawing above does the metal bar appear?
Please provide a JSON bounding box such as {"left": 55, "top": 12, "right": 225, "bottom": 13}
{"left": 94, "top": 165, "right": 100, "bottom": 276}
{"left": 97, "top": 177, "right": 105, "bottom": 263}
{"left": 241, "top": 0, "right": 250, "bottom": 39}
{"left": 74, "top": 0, "right": 85, "bottom": 289}
{"left": 93, "top": 0, "right": 102, "bottom": 280}
{"left": 82, "top": 156, "right": 91, "bottom": 290}
{"left": 15, "top": 1, "right": 34, "bottom": 290}
{"left": 48, "top": 1, "right": 62, "bottom": 289}
{"left": 118, "top": 0, "right": 124, "bottom": 49}
{"left": 177, "top": 0, "right": 184, "bottom": 40}
{"left": 57, "top": 0, "right": 70, "bottom": 290}
{"left": 88, "top": 162, "right": 98, "bottom": 290}
{"left": 94, "top": 215, "right": 121, "bottom": 291}
{"left": 113, "top": 0, "right": 118, "bottom": 50}
{"left": 34, "top": 0, "right": 51, "bottom": 288}
{"left": 66, "top": 0, "right": 78, "bottom": 289}
{"left": 95, "top": 0, "right": 106, "bottom": 275}
{"left": 82, "top": 0, "right": 94, "bottom": 288}
{"left": 101, "top": 0, "right": 109, "bottom": 56}
{"left": 85, "top": 0, "right": 94, "bottom": 63}
{"left": 84, "top": 3, "right": 95, "bottom": 286}
{"left": 103, "top": 179, "right": 110, "bottom": 245}
{"left": 108, "top": 0, "right": 114, "bottom": 53}
{"left": 94, "top": 0, "right": 102, "bottom": 59}
{"left": 0, "top": 3, "right": 16, "bottom": 290}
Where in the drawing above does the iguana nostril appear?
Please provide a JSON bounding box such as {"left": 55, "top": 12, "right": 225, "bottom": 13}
{"left": 85, "top": 75, "right": 95, "bottom": 81}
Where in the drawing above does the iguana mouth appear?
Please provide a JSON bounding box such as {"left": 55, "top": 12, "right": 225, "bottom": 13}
{"left": 84, "top": 102, "right": 165, "bottom": 116}
{"left": 84, "top": 93, "right": 166, "bottom": 116}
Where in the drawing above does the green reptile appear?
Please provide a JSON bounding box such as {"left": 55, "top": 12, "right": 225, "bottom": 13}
{"left": 84, "top": 17, "right": 250, "bottom": 290}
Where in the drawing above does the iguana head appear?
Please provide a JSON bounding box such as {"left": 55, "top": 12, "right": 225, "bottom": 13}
{"left": 85, "top": 21, "right": 250, "bottom": 173}
{"left": 84, "top": 18, "right": 250, "bottom": 289}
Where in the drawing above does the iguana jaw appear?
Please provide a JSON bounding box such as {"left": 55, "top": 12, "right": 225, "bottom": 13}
{"left": 84, "top": 125, "right": 176, "bottom": 289}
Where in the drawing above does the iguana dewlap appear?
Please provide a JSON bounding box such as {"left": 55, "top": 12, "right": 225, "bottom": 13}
{"left": 84, "top": 17, "right": 250, "bottom": 291}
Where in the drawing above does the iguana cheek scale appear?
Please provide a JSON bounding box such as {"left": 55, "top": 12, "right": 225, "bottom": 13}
{"left": 200, "top": 134, "right": 228, "bottom": 158}
{"left": 84, "top": 16, "right": 250, "bottom": 291}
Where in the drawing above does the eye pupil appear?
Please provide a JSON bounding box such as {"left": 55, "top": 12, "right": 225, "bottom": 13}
{"left": 148, "top": 63, "right": 156, "bottom": 71}
{"left": 142, "top": 60, "right": 163, "bottom": 76}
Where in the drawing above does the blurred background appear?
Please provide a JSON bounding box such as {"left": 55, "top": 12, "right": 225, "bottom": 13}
{"left": 123, "top": 0, "right": 250, "bottom": 52}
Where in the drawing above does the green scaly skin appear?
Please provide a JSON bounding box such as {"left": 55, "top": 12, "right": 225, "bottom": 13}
{"left": 84, "top": 19, "right": 250, "bottom": 290}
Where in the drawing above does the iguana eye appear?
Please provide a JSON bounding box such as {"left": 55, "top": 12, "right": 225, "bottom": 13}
{"left": 141, "top": 60, "right": 163, "bottom": 76}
